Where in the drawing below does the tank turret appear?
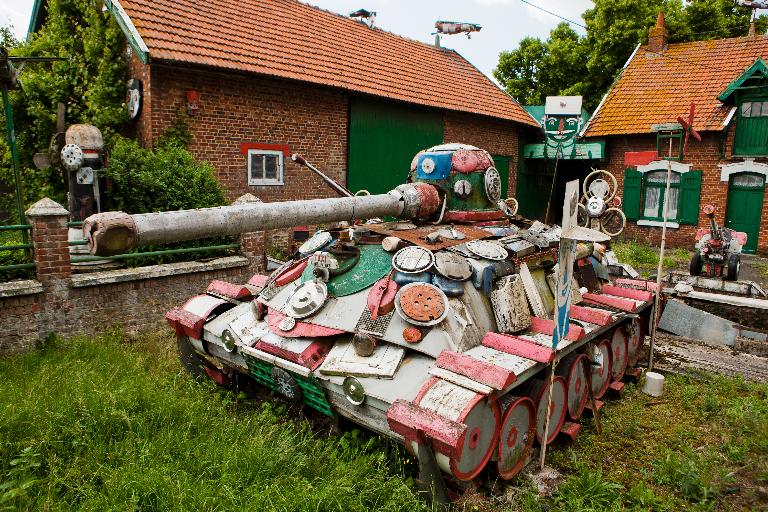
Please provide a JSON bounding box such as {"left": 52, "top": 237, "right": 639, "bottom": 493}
{"left": 84, "top": 143, "right": 659, "bottom": 503}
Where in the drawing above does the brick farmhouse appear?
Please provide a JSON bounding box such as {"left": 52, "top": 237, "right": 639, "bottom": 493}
{"left": 33, "top": 0, "right": 539, "bottom": 218}
{"left": 583, "top": 13, "right": 768, "bottom": 254}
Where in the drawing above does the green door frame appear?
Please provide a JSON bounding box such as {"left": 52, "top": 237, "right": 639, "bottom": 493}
{"left": 725, "top": 172, "right": 765, "bottom": 254}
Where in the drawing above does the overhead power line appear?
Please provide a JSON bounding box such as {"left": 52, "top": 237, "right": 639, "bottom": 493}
{"left": 519, "top": 0, "right": 587, "bottom": 29}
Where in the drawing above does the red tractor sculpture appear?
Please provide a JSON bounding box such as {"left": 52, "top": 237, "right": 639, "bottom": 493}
{"left": 690, "top": 204, "right": 746, "bottom": 280}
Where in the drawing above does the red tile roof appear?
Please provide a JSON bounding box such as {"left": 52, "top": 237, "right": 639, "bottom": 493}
{"left": 121, "top": 0, "right": 537, "bottom": 126}
{"left": 584, "top": 36, "right": 768, "bottom": 136}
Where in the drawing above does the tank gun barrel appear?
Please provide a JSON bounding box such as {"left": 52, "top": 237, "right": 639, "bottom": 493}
{"left": 84, "top": 183, "right": 440, "bottom": 256}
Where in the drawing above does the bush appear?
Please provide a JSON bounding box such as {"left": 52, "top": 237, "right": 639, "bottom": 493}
{"left": 0, "top": 231, "right": 33, "bottom": 281}
{"left": 105, "top": 136, "right": 226, "bottom": 214}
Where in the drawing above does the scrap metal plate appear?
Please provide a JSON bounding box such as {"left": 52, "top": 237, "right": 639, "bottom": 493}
{"left": 301, "top": 245, "right": 392, "bottom": 296}
{"left": 285, "top": 280, "right": 328, "bottom": 319}
{"left": 393, "top": 246, "right": 434, "bottom": 274}
{"left": 466, "top": 240, "right": 508, "bottom": 261}
{"left": 395, "top": 282, "right": 449, "bottom": 326}
{"left": 434, "top": 251, "right": 473, "bottom": 281}
{"left": 299, "top": 231, "right": 333, "bottom": 255}
{"left": 484, "top": 167, "right": 502, "bottom": 202}
{"left": 365, "top": 222, "right": 492, "bottom": 250}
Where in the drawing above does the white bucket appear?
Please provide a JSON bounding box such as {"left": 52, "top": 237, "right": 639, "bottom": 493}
{"left": 642, "top": 371, "right": 665, "bottom": 397}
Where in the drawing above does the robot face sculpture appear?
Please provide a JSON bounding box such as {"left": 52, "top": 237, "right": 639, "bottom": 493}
{"left": 410, "top": 143, "right": 512, "bottom": 222}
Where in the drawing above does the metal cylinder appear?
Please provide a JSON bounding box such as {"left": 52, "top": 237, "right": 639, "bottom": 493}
{"left": 84, "top": 183, "right": 440, "bottom": 256}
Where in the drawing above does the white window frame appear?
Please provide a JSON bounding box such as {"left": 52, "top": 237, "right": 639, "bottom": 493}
{"left": 247, "top": 149, "right": 284, "bottom": 186}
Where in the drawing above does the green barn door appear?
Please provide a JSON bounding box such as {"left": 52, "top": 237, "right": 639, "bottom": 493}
{"left": 348, "top": 98, "right": 443, "bottom": 195}
{"left": 725, "top": 173, "right": 765, "bottom": 254}
{"left": 492, "top": 155, "right": 511, "bottom": 198}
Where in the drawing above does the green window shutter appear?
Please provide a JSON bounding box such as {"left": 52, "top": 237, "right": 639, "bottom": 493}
{"left": 679, "top": 170, "right": 702, "bottom": 224}
{"left": 622, "top": 168, "right": 642, "bottom": 221}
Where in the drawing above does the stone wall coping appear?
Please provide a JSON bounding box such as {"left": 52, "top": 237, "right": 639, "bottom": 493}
{"left": 70, "top": 256, "right": 250, "bottom": 288}
{"left": 0, "top": 279, "right": 44, "bottom": 298}
{"left": 25, "top": 197, "right": 68, "bottom": 217}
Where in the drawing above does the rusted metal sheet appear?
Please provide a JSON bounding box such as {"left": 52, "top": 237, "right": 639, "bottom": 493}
{"left": 519, "top": 262, "right": 549, "bottom": 319}
{"left": 365, "top": 222, "right": 492, "bottom": 250}
{"left": 490, "top": 275, "right": 531, "bottom": 334}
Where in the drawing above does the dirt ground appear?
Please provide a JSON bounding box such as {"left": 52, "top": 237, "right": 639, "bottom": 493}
{"left": 738, "top": 254, "right": 768, "bottom": 289}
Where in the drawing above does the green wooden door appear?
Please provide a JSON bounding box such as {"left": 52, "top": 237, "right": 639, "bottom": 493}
{"left": 492, "top": 155, "right": 511, "bottom": 198}
{"left": 348, "top": 98, "right": 444, "bottom": 195}
{"left": 725, "top": 173, "right": 765, "bottom": 254}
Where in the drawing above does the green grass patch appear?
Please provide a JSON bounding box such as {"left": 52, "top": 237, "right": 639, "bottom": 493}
{"left": 1, "top": 331, "right": 766, "bottom": 511}
{"left": 613, "top": 241, "right": 691, "bottom": 278}
{"left": 0, "top": 330, "right": 424, "bottom": 511}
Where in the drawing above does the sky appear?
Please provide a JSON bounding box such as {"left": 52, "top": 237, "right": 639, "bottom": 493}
{"left": 0, "top": 0, "right": 594, "bottom": 79}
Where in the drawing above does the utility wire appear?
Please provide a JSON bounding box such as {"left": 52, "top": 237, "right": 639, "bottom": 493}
{"left": 519, "top": 0, "right": 587, "bottom": 29}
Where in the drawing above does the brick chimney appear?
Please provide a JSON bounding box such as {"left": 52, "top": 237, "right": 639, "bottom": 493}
{"left": 648, "top": 11, "right": 668, "bottom": 53}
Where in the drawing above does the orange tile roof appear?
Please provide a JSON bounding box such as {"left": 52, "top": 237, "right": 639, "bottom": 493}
{"left": 584, "top": 36, "right": 768, "bottom": 136}
{"left": 120, "top": 0, "right": 537, "bottom": 126}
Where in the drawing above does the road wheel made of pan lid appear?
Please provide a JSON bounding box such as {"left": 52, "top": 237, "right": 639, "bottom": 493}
{"left": 434, "top": 251, "right": 472, "bottom": 281}
{"left": 285, "top": 280, "right": 328, "bottom": 319}
{"left": 466, "top": 239, "right": 508, "bottom": 260}
{"left": 395, "top": 282, "right": 449, "bottom": 326}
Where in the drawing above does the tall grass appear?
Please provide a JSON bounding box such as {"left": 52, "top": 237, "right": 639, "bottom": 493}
{"left": 0, "top": 330, "right": 424, "bottom": 511}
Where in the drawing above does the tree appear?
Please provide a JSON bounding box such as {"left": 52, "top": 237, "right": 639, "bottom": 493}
{"left": 495, "top": 0, "right": 768, "bottom": 111}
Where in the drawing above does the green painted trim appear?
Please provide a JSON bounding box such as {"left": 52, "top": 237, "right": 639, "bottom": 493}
{"left": 718, "top": 58, "right": 768, "bottom": 103}
{"left": 103, "top": 0, "right": 149, "bottom": 64}
{"left": 522, "top": 141, "right": 604, "bottom": 160}
{"left": 27, "top": 0, "right": 46, "bottom": 36}
{"left": 70, "top": 244, "right": 239, "bottom": 263}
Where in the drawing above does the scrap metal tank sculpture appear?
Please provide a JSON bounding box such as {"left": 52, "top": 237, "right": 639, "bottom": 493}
{"left": 84, "top": 144, "right": 657, "bottom": 499}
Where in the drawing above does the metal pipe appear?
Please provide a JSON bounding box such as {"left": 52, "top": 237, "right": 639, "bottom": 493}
{"left": 291, "top": 153, "right": 353, "bottom": 197}
{"left": 84, "top": 183, "right": 439, "bottom": 256}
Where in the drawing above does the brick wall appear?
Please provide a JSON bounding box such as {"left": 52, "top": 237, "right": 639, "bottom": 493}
{"left": 0, "top": 198, "right": 264, "bottom": 353}
{"left": 599, "top": 132, "right": 768, "bottom": 254}
{"left": 148, "top": 63, "right": 349, "bottom": 204}
{"left": 444, "top": 112, "right": 522, "bottom": 197}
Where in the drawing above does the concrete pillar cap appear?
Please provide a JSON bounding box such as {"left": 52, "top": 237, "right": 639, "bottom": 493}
{"left": 25, "top": 198, "right": 68, "bottom": 217}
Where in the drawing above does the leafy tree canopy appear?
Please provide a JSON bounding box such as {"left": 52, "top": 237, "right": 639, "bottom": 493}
{"left": 494, "top": 0, "right": 768, "bottom": 111}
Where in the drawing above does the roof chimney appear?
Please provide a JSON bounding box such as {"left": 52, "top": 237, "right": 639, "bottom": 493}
{"left": 749, "top": 20, "right": 756, "bottom": 37}
{"left": 648, "top": 11, "right": 668, "bottom": 54}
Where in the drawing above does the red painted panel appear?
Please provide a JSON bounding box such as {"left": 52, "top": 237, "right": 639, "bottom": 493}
{"left": 444, "top": 210, "right": 506, "bottom": 222}
{"left": 386, "top": 399, "right": 468, "bottom": 459}
{"left": 165, "top": 308, "right": 205, "bottom": 339}
{"left": 614, "top": 278, "right": 659, "bottom": 291}
{"left": 248, "top": 274, "right": 269, "bottom": 287}
{"left": 207, "top": 279, "right": 252, "bottom": 300}
{"left": 239, "top": 142, "right": 291, "bottom": 157}
{"left": 255, "top": 336, "right": 333, "bottom": 371}
{"left": 274, "top": 259, "right": 309, "bottom": 286}
{"left": 582, "top": 293, "right": 637, "bottom": 312}
{"left": 267, "top": 308, "right": 345, "bottom": 338}
{"left": 435, "top": 351, "right": 516, "bottom": 390}
{"left": 624, "top": 151, "right": 657, "bottom": 166}
{"left": 482, "top": 332, "right": 555, "bottom": 363}
{"left": 529, "top": 316, "right": 585, "bottom": 341}
{"left": 600, "top": 284, "right": 653, "bottom": 303}
{"left": 569, "top": 305, "right": 613, "bottom": 326}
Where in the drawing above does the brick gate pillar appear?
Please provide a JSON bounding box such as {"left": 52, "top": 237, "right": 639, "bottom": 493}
{"left": 234, "top": 193, "right": 266, "bottom": 274}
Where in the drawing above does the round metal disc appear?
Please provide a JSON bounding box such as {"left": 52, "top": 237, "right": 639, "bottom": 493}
{"left": 299, "top": 231, "right": 332, "bottom": 255}
{"left": 392, "top": 246, "right": 435, "bottom": 274}
{"left": 343, "top": 376, "right": 366, "bottom": 405}
{"left": 532, "top": 376, "right": 567, "bottom": 445}
{"left": 285, "top": 280, "right": 328, "bottom": 319}
{"left": 497, "top": 396, "right": 535, "bottom": 480}
{"left": 278, "top": 316, "right": 296, "bottom": 332}
{"left": 589, "top": 340, "right": 613, "bottom": 399}
{"left": 466, "top": 240, "right": 508, "bottom": 261}
{"left": 484, "top": 167, "right": 502, "bottom": 202}
{"left": 421, "top": 157, "right": 436, "bottom": 174}
{"left": 453, "top": 179, "right": 472, "bottom": 198}
{"left": 610, "top": 327, "right": 629, "bottom": 381}
{"left": 588, "top": 178, "right": 611, "bottom": 199}
{"left": 221, "top": 329, "right": 237, "bottom": 353}
{"left": 271, "top": 366, "right": 302, "bottom": 401}
{"left": 61, "top": 143, "right": 84, "bottom": 172}
{"left": 434, "top": 251, "right": 472, "bottom": 281}
{"left": 394, "top": 282, "right": 449, "bottom": 326}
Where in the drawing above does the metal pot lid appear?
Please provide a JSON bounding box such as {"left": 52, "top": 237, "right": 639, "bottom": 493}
{"left": 434, "top": 251, "right": 473, "bottom": 281}
{"left": 392, "top": 246, "right": 435, "bottom": 274}
{"left": 285, "top": 280, "right": 328, "bottom": 319}
{"left": 484, "top": 167, "right": 502, "bottom": 202}
{"left": 466, "top": 239, "right": 508, "bottom": 261}
{"left": 343, "top": 376, "right": 366, "bottom": 406}
{"left": 394, "top": 282, "right": 449, "bottom": 327}
{"left": 299, "top": 231, "right": 333, "bottom": 255}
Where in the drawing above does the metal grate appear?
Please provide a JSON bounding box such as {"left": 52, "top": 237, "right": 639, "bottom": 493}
{"left": 259, "top": 280, "right": 284, "bottom": 301}
{"left": 355, "top": 309, "right": 394, "bottom": 337}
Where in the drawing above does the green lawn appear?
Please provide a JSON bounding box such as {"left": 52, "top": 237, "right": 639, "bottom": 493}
{"left": 1, "top": 331, "right": 766, "bottom": 511}
{"left": 612, "top": 241, "right": 691, "bottom": 279}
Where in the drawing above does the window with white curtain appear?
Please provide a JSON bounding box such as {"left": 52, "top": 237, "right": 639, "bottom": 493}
{"left": 642, "top": 171, "right": 680, "bottom": 221}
